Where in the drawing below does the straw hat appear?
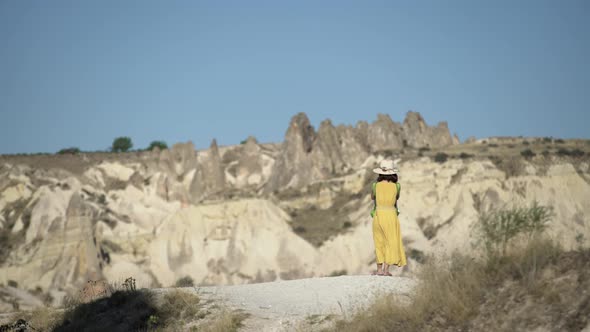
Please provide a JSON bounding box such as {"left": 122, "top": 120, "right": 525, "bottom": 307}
{"left": 373, "top": 159, "right": 399, "bottom": 175}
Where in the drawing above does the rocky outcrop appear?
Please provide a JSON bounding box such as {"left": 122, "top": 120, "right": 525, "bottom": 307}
{"left": 224, "top": 136, "right": 274, "bottom": 190}
{"left": 265, "top": 111, "right": 457, "bottom": 191}
{"left": 265, "top": 113, "right": 317, "bottom": 191}
{"left": 401, "top": 111, "right": 455, "bottom": 148}
{"left": 367, "top": 113, "right": 405, "bottom": 152}
{"left": 189, "top": 139, "right": 226, "bottom": 203}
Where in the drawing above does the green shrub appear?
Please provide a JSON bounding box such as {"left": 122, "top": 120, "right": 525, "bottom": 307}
{"left": 147, "top": 140, "right": 167, "bottom": 151}
{"left": 520, "top": 149, "right": 535, "bottom": 159}
{"left": 57, "top": 147, "right": 81, "bottom": 155}
{"left": 111, "top": 137, "right": 133, "bottom": 152}
{"left": 175, "top": 276, "right": 194, "bottom": 287}
{"left": 476, "top": 202, "right": 552, "bottom": 259}
{"left": 434, "top": 152, "right": 449, "bottom": 163}
{"left": 556, "top": 148, "right": 570, "bottom": 156}
{"left": 329, "top": 269, "right": 347, "bottom": 277}
{"left": 459, "top": 152, "right": 473, "bottom": 159}
{"left": 555, "top": 139, "right": 565, "bottom": 144}
{"left": 555, "top": 148, "right": 583, "bottom": 157}
{"left": 570, "top": 148, "right": 585, "bottom": 157}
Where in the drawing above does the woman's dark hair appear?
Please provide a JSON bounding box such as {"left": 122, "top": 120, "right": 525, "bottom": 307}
{"left": 377, "top": 174, "right": 398, "bottom": 183}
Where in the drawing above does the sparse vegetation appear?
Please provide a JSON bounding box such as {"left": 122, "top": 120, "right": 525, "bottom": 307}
{"left": 294, "top": 226, "right": 306, "bottom": 234}
{"left": 458, "top": 152, "right": 473, "bottom": 159}
{"left": 329, "top": 269, "right": 347, "bottom": 277}
{"left": 490, "top": 156, "right": 523, "bottom": 178}
{"left": 57, "top": 147, "right": 81, "bottom": 155}
{"left": 520, "top": 148, "right": 535, "bottom": 159}
{"left": 556, "top": 147, "right": 585, "bottom": 157}
{"left": 175, "top": 276, "right": 195, "bottom": 287}
{"left": 4, "top": 277, "right": 247, "bottom": 332}
{"left": 475, "top": 202, "right": 552, "bottom": 258}
{"left": 111, "top": 136, "right": 133, "bottom": 152}
{"left": 147, "top": 140, "right": 168, "bottom": 151}
{"left": 433, "top": 152, "right": 448, "bottom": 163}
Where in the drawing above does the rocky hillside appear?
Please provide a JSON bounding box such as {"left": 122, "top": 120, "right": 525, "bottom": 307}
{"left": 1, "top": 112, "right": 589, "bottom": 312}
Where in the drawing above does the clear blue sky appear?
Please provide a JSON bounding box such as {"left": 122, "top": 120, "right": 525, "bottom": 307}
{"left": 1, "top": 0, "right": 588, "bottom": 154}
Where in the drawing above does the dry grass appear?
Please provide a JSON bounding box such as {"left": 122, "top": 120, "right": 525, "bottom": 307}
{"left": 198, "top": 309, "right": 249, "bottom": 332}
{"left": 331, "top": 253, "right": 485, "bottom": 332}
{"left": 5, "top": 306, "right": 64, "bottom": 331}
{"left": 156, "top": 290, "right": 202, "bottom": 329}
{"left": 330, "top": 201, "right": 571, "bottom": 332}
{"left": 329, "top": 236, "right": 582, "bottom": 332}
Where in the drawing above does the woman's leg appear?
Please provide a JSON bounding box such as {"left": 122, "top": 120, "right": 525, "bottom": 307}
{"left": 372, "top": 215, "right": 386, "bottom": 274}
{"left": 372, "top": 263, "right": 383, "bottom": 275}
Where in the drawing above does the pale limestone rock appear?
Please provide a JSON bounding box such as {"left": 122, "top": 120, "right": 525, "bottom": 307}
{"left": 97, "top": 162, "right": 135, "bottom": 182}
{"left": 401, "top": 111, "right": 454, "bottom": 148}
{"left": 368, "top": 113, "right": 404, "bottom": 152}
{"left": 189, "top": 139, "right": 226, "bottom": 203}
{"left": 266, "top": 113, "right": 316, "bottom": 192}
{"left": 148, "top": 199, "right": 317, "bottom": 287}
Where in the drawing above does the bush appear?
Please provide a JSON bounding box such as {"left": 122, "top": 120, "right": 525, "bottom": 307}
{"left": 57, "top": 147, "right": 81, "bottom": 155}
{"left": 556, "top": 148, "right": 570, "bottom": 156}
{"left": 459, "top": 152, "right": 473, "bottom": 159}
{"left": 175, "top": 276, "right": 194, "bottom": 287}
{"left": 555, "top": 139, "right": 565, "bottom": 144}
{"left": 111, "top": 137, "right": 133, "bottom": 152}
{"left": 476, "top": 202, "right": 552, "bottom": 259}
{"left": 543, "top": 137, "right": 552, "bottom": 143}
{"left": 555, "top": 148, "right": 583, "bottom": 157}
{"left": 520, "top": 149, "right": 536, "bottom": 159}
{"left": 434, "top": 152, "right": 449, "bottom": 163}
{"left": 570, "top": 149, "right": 585, "bottom": 157}
{"left": 147, "top": 140, "right": 167, "bottom": 151}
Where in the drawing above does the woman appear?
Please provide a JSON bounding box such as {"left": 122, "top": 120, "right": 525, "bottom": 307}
{"left": 371, "top": 159, "right": 407, "bottom": 276}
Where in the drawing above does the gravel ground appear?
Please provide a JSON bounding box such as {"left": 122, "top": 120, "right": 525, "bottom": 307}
{"left": 160, "top": 275, "right": 416, "bottom": 331}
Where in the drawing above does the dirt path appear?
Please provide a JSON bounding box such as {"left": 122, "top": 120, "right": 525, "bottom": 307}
{"left": 161, "top": 275, "right": 416, "bottom": 331}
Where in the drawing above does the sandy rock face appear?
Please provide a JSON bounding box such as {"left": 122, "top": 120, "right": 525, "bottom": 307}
{"left": 148, "top": 199, "right": 318, "bottom": 287}
{"left": 367, "top": 113, "right": 404, "bottom": 152}
{"left": 401, "top": 111, "right": 455, "bottom": 148}
{"left": 265, "top": 112, "right": 457, "bottom": 191}
{"left": 189, "top": 139, "right": 226, "bottom": 203}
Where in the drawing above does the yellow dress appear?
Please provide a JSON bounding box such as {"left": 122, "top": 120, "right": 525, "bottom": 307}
{"left": 372, "top": 182, "right": 407, "bottom": 266}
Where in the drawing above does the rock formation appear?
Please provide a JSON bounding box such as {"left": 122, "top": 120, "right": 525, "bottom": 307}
{"left": 189, "top": 139, "right": 226, "bottom": 203}
{"left": 265, "top": 111, "right": 458, "bottom": 192}
{"left": 5, "top": 112, "right": 585, "bottom": 312}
